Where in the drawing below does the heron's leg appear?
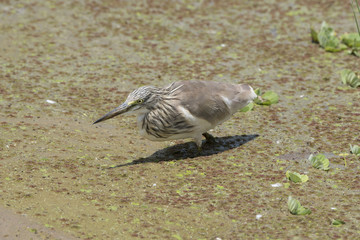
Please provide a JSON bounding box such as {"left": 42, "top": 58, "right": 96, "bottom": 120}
{"left": 202, "top": 132, "right": 216, "bottom": 144}
{"left": 194, "top": 135, "right": 203, "bottom": 151}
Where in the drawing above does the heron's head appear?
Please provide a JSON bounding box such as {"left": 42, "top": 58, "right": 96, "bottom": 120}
{"left": 93, "top": 86, "right": 159, "bottom": 124}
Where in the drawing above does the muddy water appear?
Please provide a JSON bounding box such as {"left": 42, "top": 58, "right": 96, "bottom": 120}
{"left": 1, "top": 0, "right": 359, "bottom": 239}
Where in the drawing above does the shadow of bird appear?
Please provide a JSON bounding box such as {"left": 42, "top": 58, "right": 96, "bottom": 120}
{"left": 108, "top": 134, "right": 259, "bottom": 168}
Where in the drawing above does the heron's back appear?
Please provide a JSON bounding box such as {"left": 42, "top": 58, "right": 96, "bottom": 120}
{"left": 168, "top": 80, "right": 256, "bottom": 125}
{"left": 138, "top": 80, "right": 256, "bottom": 142}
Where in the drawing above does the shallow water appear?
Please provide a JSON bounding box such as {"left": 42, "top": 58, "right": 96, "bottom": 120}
{"left": 1, "top": 0, "right": 359, "bottom": 239}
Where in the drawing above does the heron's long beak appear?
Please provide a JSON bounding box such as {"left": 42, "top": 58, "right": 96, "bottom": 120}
{"left": 93, "top": 103, "right": 130, "bottom": 124}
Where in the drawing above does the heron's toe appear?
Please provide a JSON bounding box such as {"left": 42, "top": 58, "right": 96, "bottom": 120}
{"left": 203, "top": 132, "right": 216, "bottom": 144}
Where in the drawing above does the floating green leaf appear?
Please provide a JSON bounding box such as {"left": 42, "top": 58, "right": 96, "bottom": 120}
{"left": 341, "top": 33, "right": 360, "bottom": 48}
{"left": 288, "top": 196, "right": 312, "bottom": 215}
{"left": 340, "top": 69, "right": 360, "bottom": 88}
{"left": 348, "top": 48, "right": 360, "bottom": 57}
{"left": 342, "top": 32, "right": 360, "bottom": 57}
{"left": 316, "top": 22, "right": 347, "bottom": 52}
{"left": 286, "top": 171, "right": 309, "bottom": 183}
{"left": 308, "top": 154, "right": 330, "bottom": 171}
{"left": 310, "top": 27, "right": 319, "bottom": 43}
{"left": 254, "top": 88, "right": 262, "bottom": 96}
{"left": 332, "top": 219, "right": 345, "bottom": 225}
{"left": 350, "top": 144, "right": 360, "bottom": 156}
{"left": 254, "top": 90, "right": 279, "bottom": 106}
{"left": 261, "top": 91, "right": 279, "bottom": 105}
{"left": 239, "top": 102, "right": 254, "bottom": 112}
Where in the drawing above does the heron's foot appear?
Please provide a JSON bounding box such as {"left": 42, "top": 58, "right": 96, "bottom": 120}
{"left": 202, "top": 132, "right": 216, "bottom": 144}
{"left": 194, "top": 137, "right": 203, "bottom": 152}
{"left": 193, "top": 133, "right": 215, "bottom": 152}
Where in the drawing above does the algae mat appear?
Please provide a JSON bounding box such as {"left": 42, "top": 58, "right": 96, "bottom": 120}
{"left": 1, "top": 0, "right": 360, "bottom": 239}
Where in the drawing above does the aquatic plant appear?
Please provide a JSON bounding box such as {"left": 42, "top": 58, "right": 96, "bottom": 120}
{"left": 308, "top": 154, "right": 330, "bottom": 171}
{"left": 286, "top": 171, "right": 309, "bottom": 183}
{"left": 340, "top": 69, "right": 360, "bottom": 88}
{"left": 288, "top": 196, "right": 312, "bottom": 215}
{"left": 350, "top": 144, "right": 360, "bottom": 156}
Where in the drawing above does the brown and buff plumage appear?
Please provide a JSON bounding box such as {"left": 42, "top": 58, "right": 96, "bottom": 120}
{"left": 94, "top": 80, "right": 258, "bottom": 148}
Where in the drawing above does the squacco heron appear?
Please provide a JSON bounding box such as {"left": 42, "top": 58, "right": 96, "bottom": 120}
{"left": 94, "top": 80, "right": 258, "bottom": 148}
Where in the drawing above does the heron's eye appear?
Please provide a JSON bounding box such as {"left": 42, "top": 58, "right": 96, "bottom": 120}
{"left": 137, "top": 99, "right": 144, "bottom": 104}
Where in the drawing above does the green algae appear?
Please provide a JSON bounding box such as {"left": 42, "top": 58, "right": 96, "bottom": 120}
{"left": 0, "top": 0, "right": 360, "bottom": 239}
